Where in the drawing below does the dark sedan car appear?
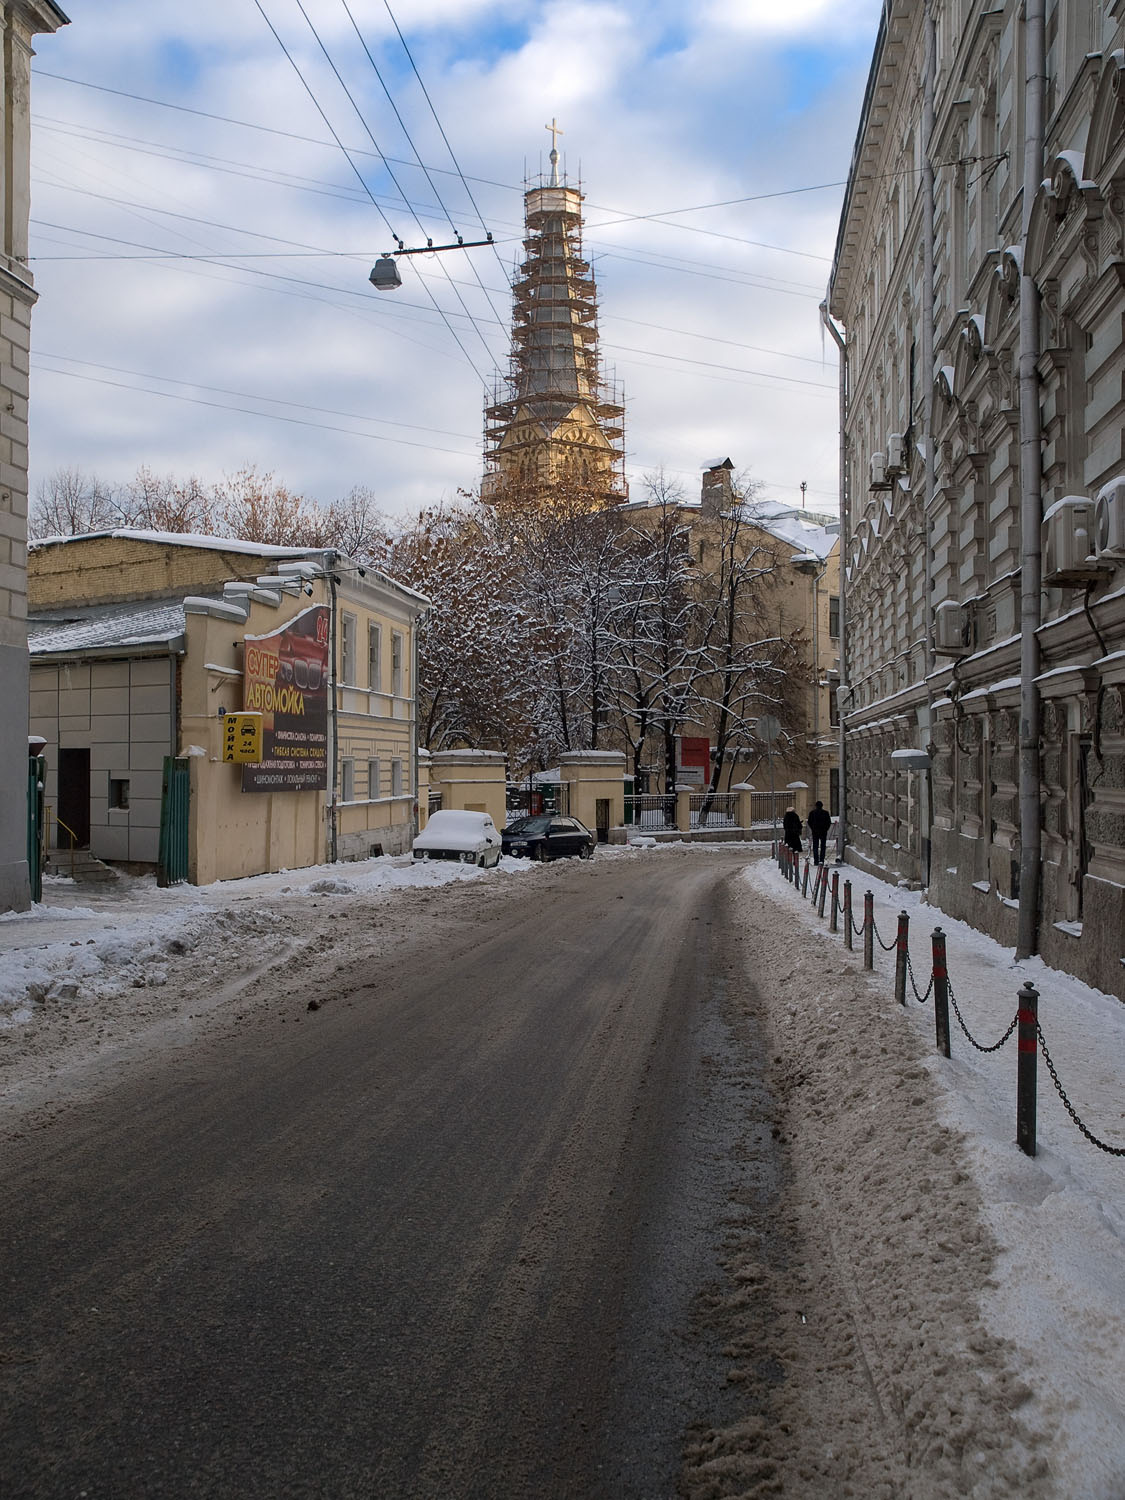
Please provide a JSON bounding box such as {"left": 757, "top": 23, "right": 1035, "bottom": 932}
{"left": 501, "top": 814, "right": 596, "bottom": 861}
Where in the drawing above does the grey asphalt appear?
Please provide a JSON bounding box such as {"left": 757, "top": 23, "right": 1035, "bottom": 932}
{"left": 0, "top": 850, "right": 778, "bottom": 1499}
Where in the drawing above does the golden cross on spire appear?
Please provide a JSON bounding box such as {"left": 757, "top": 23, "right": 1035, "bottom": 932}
{"left": 545, "top": 117, "right": 563, "bottom": 184}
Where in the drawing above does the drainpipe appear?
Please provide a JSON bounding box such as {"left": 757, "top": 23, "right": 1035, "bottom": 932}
{"left": 412, "top": 609, "right": 422, "bottom": 842}
{"left": 821, "top": 302, "right": 848, "bottom": 861}
{"left": 1016, "top": 0, "right": 1045, "bottom": 958}
{"left": 326, "top": 552, "right": 339, "bottom": 864}
{"left": 920, "top": 0, "right": 936, "bottom": 887}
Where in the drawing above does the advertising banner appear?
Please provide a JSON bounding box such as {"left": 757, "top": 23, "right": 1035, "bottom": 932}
{"left": 241, "top": 606, "right": 330, "bottom": 792}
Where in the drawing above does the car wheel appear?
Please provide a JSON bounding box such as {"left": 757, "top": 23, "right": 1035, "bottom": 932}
{"left": 491, "top": 849, "right": 502, "bottom": 867}
{"left": 579, "top": 842, "right": 593, "bottom": 859}
{"left": 477, "top": 852, "right": 487, "bottom": 867}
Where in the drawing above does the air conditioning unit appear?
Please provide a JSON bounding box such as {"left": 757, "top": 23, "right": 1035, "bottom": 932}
{"left": 933, "top": 599, "right": 972, "bottom": 656}
{"left": 885, "top": 433, "right": 907, "bottom": 474}
{"left": 1042, "top": 496, "right": 1106, "bottom": 585}
{"left": 869, "top": 451, "right": 890, "bottom": 490}
{"left": 1093, "top": 474, "right": 1125, "bottom": 558}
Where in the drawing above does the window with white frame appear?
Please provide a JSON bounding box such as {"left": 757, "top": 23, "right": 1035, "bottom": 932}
{"left": 341, "top": 612, "right": 357, "bottom": 684}
{"left": 368, "top": 622, "right": 382, "bottom": 692}
{"left": 391, "top": 631, "right": 404, "bottom": 696}
{"left": 341, "top": 757, "right": 355, "bottom": 802}
{"left": 391, "top": 758, "right": 404, "bottom": 797}
{"left": 368, "top": 758, "right": 382, "bottom": 800}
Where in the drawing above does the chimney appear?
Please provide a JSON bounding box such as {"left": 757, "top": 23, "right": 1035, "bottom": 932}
{"left": 700, "top": 457, "right": 735, "bottom": 517}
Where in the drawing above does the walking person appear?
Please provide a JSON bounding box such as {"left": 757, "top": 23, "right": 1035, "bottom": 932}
{"left": 807, "top": 799, "right": 832, "bottom": 865}
{"left": 782, "top": 805, "right": 803, "bottom": 856}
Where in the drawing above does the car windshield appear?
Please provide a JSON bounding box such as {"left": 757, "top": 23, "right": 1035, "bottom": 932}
{"left": 506, "top": 815, "right": 551, "bottom": 835}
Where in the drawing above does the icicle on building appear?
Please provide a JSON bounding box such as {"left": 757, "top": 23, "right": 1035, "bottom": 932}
{"left": 483, "top": 134, "right": 626, "bottom": 507}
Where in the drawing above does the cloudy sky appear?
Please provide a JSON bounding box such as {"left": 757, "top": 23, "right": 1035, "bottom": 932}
{"left": 27, "top": 0, "right": 883, "bottom": 522}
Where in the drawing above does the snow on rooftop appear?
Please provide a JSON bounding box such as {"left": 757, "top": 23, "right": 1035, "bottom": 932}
{"left": 29, "top": 528, "right": 321, "bottom": 559}
{"left": 27, "top": 598, "right": 191, "bottom": 656}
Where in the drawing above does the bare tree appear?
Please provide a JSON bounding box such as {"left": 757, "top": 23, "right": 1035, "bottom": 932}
{"left": 29, "top": 467, "right": 123, "bottom": 538}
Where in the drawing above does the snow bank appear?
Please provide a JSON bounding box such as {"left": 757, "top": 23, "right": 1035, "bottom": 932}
{"left": 738, "top": 858, "right": 1125, "bottom": 1498}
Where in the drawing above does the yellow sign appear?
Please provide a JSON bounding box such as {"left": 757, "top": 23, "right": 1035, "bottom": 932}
{"left": 221, "top": 711, "right": 263, "bottom": 763}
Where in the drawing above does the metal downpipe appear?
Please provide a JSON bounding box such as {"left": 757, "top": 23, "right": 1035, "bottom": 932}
{"left": 1016, "top": 0, "right": 1045, "bottom": 959}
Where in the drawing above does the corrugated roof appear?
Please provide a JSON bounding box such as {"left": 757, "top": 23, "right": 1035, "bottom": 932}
{"left": 28, "top": 597, "right": 195, "bottom": 657}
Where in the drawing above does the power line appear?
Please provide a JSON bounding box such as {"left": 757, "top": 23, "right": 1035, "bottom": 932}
{"left": 378, "top": 0, "right": 515, "bottom": 295}
{"left": 30, "top": 69, "right": 842, "bottom": 264}
{"left": 32, "top": 359, "right": 483, "bottom": 457}
{"left": 286, "top": 0, "right": 497, "bottom": 368}
{"left": 34, "top": 350, "right": 481, "bottom": 441}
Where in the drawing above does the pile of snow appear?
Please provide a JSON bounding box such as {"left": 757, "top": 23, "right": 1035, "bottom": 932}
{"left": 740, "top": 857, "right": 1125, "bottom": 1495}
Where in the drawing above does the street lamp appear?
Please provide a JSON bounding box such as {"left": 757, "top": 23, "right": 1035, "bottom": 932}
{"left": 369, "top": 234, "right": 495, "bottom": 292}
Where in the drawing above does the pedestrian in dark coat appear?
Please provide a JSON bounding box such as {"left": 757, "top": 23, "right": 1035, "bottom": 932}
{"left": 782, "top": 806, "right": 803, "bottom": 854}
{"left": 807, "top": 799, "right": 832, "bottom": 864}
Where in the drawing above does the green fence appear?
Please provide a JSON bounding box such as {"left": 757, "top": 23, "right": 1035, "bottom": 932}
{"left": 157, "top": 756, "right": 190, "bottom": 887}
{"left": 27, "top": 755, "right": 45, "bottom": 904}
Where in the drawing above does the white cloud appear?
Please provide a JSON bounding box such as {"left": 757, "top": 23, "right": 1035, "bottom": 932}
{"left": 26, "top": 0, "right": 882, "bottom": 518}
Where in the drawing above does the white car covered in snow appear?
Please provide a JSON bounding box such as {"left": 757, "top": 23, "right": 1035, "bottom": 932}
{"left": 412, "top": 809, "right": 502, "bottom": 868}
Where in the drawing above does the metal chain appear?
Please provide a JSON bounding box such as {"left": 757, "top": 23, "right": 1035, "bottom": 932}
{"left": 869, "top": 915, "right": 899, "bottom": 952}
{"left": 905, "top": 947, "right": 933, "bottom": 1004}
{"left": 946, "top": 980, "right": 1018, "bottom": 1053}
{"left": 1037, "top": 1022, "right": 1125, "bottom": 1157}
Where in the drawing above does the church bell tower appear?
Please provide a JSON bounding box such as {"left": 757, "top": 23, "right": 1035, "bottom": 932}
{"left": 483, "top": 122, "right": 626, "bottom": 507}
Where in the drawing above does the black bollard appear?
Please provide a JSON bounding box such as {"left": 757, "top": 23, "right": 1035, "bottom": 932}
{"left": 894, "top": 911, "right": 909, "bottom": 1005}
{"left": 1016, "top": 982, "right": 1039, "bottom": 1157}
{"left": 931, "top": 928, "right": 951, "bottom": 1058}
{"left": 843, "top": 880, "right": 853, "bottom": 950}
{"left": 863, "top": 891, "right": 874, "bottom": 970}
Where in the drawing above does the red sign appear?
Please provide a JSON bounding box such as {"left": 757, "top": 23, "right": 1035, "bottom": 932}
{"left": 676, "top": 736, "right": 710, "bottom": 785}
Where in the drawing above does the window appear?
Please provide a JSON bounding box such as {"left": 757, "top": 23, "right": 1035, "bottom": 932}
{"left": 341, "top": 758, "right": 355, "bottom": 802}
{"left": 368, "top": 623, "right": 382, "bottom": 692}
{"left": 829, "top": 595, "right": 841, "bottom": 640}
{"left": 391, "top": 758, "right": 405, "bottom": 797}
{"left": 108, "top": 777, "right": 129, "bottom": 810}
{"left": 341, "top": 612, "right": 357, "bottom": 684}
{"left": 368, "top": 758, "right": 382, "bottom": 799}
{"left": 391, "top": 631, "right": 404, "bottom": 696}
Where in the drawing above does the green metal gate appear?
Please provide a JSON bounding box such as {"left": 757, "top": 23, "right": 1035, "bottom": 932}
{"left": 157, "top": 755, "right": 190, "bottom": 887}
{"left": 27, "top": 755, "right": 45, "bottom": 904}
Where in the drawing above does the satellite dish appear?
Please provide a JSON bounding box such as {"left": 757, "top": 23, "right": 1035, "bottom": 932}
{"left": 369, "top": 255, "right": 402, "bottom": 291}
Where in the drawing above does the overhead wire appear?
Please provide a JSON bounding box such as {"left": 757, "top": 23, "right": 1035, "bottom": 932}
{"left": 285, "top": 0, "right": 497, "bottom": 373}
{"left": 337, "top": 0, "right": 512, "bottom": 339}
{"left": 32, "top": 358, "right": 483, "bottom": 458}
{"left": 30, "top": 69, "right": 845, "bottom": 263}
{"left": 34, "top": 349, "right": 481, "bottom": 443}
{"left": 378, "top": 0, "right": 516, "bottom": 295}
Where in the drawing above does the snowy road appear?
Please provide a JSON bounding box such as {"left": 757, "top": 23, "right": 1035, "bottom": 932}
{"left": 0, "top": 850, "right": 767, "bottom": 1499}
{"left": 1, "top": 845, "right": 1120, "bottom": 1498}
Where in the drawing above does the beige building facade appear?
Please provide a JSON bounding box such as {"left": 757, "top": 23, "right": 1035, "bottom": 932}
{"left": 0, "top": 0, "right": 68, "bottom": 911}
{"left": 28, "top": 531, "right": 427, "bottom": 883}
{"left": 827, "top": 1, "right": 1125, "bottom": 997}
{"left": 622, "top": 463, "right": 841, "bottom": 814}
